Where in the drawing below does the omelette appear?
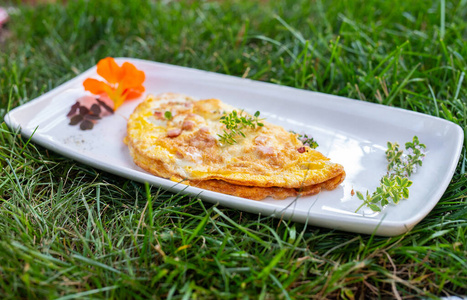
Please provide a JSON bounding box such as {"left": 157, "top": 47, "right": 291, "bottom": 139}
{"left": 125, "top": 93, "right": 345, "bottom": 200}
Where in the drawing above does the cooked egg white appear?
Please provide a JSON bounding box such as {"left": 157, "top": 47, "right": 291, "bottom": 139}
{"left": 125, "top": 93, "right": 345, "bottom": 200}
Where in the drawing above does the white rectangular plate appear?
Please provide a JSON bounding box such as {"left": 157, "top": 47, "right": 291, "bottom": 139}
{"left": 4, "top": 58, "right": 464, "bottom": 236}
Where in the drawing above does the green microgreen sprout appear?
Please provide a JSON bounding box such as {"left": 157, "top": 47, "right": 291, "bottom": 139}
{"left": 292, "top": 132, "right": 319, "bottom": 149}
{"left": 355, "top": 136, "right": 426, "bottom": 213}
{"left": 164, "top": 111, "right": 173, "bottom": 120}
{"left": 218, "top": 110, "right": 264, "bottom": 145}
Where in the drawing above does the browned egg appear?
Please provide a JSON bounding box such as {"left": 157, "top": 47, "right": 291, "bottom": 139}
{"left": 125, "top": 93, "right": 345, "bottom": 200}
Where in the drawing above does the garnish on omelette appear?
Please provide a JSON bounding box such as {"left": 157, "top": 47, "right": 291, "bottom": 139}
{"left": 125, "top": 93, "right": 345, "bottom": 200}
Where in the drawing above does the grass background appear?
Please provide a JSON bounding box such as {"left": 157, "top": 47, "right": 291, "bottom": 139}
{"left": 1, "top": 0, "right": 467, "bottom": 298}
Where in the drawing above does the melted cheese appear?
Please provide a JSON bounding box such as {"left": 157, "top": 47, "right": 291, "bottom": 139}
{"left": 126, "top": 93, "right": 345, "bottom": 199}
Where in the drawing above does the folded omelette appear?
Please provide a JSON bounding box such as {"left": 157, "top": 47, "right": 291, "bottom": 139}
{"left": 125, "top": 93, "right": 345, "bottom": 200}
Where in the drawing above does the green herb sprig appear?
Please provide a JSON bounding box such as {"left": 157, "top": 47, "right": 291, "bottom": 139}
{"left": 386, "top": 136, "right": 426, "bottom": 177}
{"left": 294, "top": 132, "right": 319, "bottom": 149}
{"left": 164, "top": 111, "right": 173, "bottom": 120}
{"left": 355, "top": 136, "right": 426, "bottom": 212}
{"left": 218, "top": 110, "right": 264, "bottom": 145}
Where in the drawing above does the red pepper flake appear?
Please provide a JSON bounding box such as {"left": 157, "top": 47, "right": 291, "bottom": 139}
{"left": 297, "top": 147, "right": 306, "bottom": 153}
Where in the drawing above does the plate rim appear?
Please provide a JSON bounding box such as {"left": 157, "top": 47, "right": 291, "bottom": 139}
{"left": 4, "top": 57, "right": 465, "bottom": 236}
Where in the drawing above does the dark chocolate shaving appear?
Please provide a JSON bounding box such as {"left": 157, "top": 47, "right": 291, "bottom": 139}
{"left": 67, "top": 102, "right": 80, "bottom": 117}
{"left": 96, "top": 99, "right": 114, "bottom": 114}
{"left": 90, "top": 103, "right": 101, "bottom": 115}
{"left": 80, "top": 120, "right": 94, "bottom": 130}
{"left": 84, "top": 114, "right": 101, "bottom": 120}
{"left": 79, "top": 106, "right": 90, "bottom": 116}
{"left": 69, "top": 114, "right": 83, "bottom": 125}
{"left": 67, "top": 97, "right": 115, "bottom": 131}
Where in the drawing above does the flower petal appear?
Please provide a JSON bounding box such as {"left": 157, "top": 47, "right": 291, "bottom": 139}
{"left": 122, "top": 85, "right": 145, "bottom": 100}
{"left": 96, "top": 57, "right": 122, "bottom": 84}
{"left": 83, "top": 58, "right": 146, "bottom": 111}
{"left": 119, "top": 62, "right": 145, "bottom": 90}
{"left": 83, "top": 78, "right": 110, "bottom": 95}
{"left": 112, "top": 95, "right": 126, "bottom": 110}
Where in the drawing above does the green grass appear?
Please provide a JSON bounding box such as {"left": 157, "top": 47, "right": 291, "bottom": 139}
{"left": 1, "top": 0, "right": 467, "bottom": 298}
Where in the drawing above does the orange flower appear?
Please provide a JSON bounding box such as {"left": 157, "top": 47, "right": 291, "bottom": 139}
{"left": 83, "top": 57, "right": 145, "bottom": 110}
